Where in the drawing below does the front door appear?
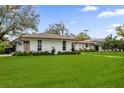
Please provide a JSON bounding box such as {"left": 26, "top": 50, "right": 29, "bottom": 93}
{"left": 24, "top": 41, "right": 30, "bottom": 52}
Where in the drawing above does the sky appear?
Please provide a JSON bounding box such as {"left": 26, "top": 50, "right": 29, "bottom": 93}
{"left": 35, "top": 5, "right": 124, "bottom": 39}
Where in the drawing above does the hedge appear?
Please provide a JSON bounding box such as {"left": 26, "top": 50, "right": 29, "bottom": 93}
{"left": 12, "top": 50, "right": 81, "bottom": 56}
{"left": 57, "top": 51, "right": 81, "bottom": 55}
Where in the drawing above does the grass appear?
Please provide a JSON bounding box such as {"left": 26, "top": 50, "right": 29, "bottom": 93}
{"left": 0, "top": 52, "right": 124, "bottom": 88}
{"left": 82, "top": 52, "right": 124, "bottom": 57}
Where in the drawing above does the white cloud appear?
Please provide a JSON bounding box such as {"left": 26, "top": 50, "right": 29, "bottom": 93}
{"left": 107, "top": 29, "right": 114, "bottom": 33}
{"left": 106, "top": 24, "right": 122, "bottom": 34}
{"left": 98, "top": 11, "right": 114, "bottom": 18}
{"left": 69, "top": 21, "right": 76, "bottom": 25}
{"left": 98, "top": 9, "right": 124, "bottom": 18}
{"left": 107, "top": 24, "right": 121, "bottom": 28}
{"left": 110, "top": 24, "right": 121, "bottom": 27}
{"left": 81, "top": 6, "right": 99, "bottom": 12}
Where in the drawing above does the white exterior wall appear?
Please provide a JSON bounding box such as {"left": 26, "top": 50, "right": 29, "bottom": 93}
{"left": 16, "top": 39, "right": 73, "bottom": 52}
{"left": 16, "top": 41, "right": 24, "bottom": 52}
{"left": 42, "top": 39, "right": 72, "bottom": 52}
{"left": 74, "top": 43, "right": 95, "bottom": 50}
{"left": 74, "top": 43, "right": 80, "bottom": 50}
{"left": 30, "top": 39, "right": 38, "bottom": 52}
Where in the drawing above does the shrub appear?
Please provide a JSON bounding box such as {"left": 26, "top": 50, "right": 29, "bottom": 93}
{"left": 12, "top": 51, "right": 30, "bottom": 56}
{"left": 12, "top": 50, "right": 81, "bottom": 56}
{"left": 12, "top": 51, "right": 52, "bottom": 56}
{"left": 74, "top": 50, "right": 81, "bottom": 54}
{"left": 44, "top": 51, "right": 51, "bottom": 55}
{"left": 0, "top": 49, "right": 4, "bottom": 54}
{"left": 51, "top": 47, "right": 56, "bottom": 55}
{"left": 57, "top": 50, "right": 81, "bottom": 55}
{"left": 82, "top": 49, "right": 96, "bottom": 52}
{"left": 32, "top": 52, "right": 40, "bottom": 56}
{"left": 0, "top": 40, "right": 14, "bottom": 54}
{"left": 0, "top": 40, "right": 6, "bottom": 54}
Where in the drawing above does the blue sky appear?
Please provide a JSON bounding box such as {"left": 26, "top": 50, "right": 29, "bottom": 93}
{"left": 35, "top": 5, "right": 124, "bottom": 39}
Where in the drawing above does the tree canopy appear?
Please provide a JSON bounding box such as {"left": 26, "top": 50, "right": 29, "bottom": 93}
{"left": 0, "top": 5, "right": 39, "bottom": 41}
{"left": 76, "top": 32, "right": 90, "bottom": 40}
{"left": 45, "top": 21, "right": 92, "bottom": 39}
{"left": 101, "top": 34, "right": 124, "bottom": 51}
{"left": 45, "top": 21, "right": 69, "bottom": 36}
{"left": 116, "top": 25, "right": 124, "bottom": 37}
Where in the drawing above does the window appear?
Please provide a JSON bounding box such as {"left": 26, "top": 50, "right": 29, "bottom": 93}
{"left": 72, "top": 43, "right": 75, "bottom": 51}
{"left": 37, "top": 40, "right": 42, "bottom": 51}
{"left": 62, "top": 41, "right": 66, "bottom": 51}
{"left": 86, "top": 44, "right": 88, "bottom": 47}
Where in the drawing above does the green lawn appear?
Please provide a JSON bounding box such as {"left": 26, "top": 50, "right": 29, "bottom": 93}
{"left": 82, "top": 52, "right": 124, "bottom": 57}
{"left": 0, "top": 52, "right": 124, "bottom": 88}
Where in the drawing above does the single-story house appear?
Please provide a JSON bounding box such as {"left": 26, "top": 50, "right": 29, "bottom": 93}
{"left": 15, "top": 33, "right": 77, "bottom": 53}
{"left": 15, "top": 33, "right": 95, "bottom": 53}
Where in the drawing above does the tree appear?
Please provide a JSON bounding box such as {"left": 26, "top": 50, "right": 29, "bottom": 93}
{"left": 101, "top": 34, "right": 117, "bottom": 51}
{"left": 45, "top": 21, "right": 69, "bottom": 36}
{"left": 76, "top": 32, "right": 90, "bottom": 40}
{"left": 101, "top": 41, "right": 108, "bottom": 51}
{"left": 64, "top": 32, "right": 76, "bottom": 37}
{"left": 0, "top": 5, "right": 39, "bottom": 41}
{"left": 94, "top": 44, "right": 99, "bottom": 52}
{"left": 116, "top": 25, "right": 124, "bottom": 37}
{"left": 0, "top": 40, "right": 6, "bottom": 53}
{"left": 116, "top": 39, "right": 124, "bottom": 51}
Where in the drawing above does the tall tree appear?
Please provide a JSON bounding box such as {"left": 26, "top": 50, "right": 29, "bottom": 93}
{"left": 45, "top": 21, "right": 69, "bottom": 36}
{"left": 101, "top": 34, "right": 117, "bottom": 51}
{"left": 0, "top": 5, "right": 39, "bottom": 41}
{"left": 116, "top": 25, "right": 124, "bottom": 37}
{"left": 76, "top": 32, "right": 90, "bottom": 40}
{"left": 116, "top": 39, "right": 124, "bottom": 51}
{"left": 66, "top": 33, "right": 76, "bottom": 37}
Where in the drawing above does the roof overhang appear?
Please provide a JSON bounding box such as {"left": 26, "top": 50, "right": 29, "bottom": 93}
{"left": 18, "top": 37, "right": 78, "bottom": 41}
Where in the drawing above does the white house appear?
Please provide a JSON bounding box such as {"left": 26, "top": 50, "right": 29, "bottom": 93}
{"left": 15, "top": 33, "right": 95, "bottom": 53}
{"left": 15, "top": 33, "right": 77, "bottom": 53}
{"left": 73, "top": 40, "right": 95, "bottom": 51}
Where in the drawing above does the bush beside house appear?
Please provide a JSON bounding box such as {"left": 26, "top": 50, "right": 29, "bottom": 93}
{"left": 12, "top": 50, "right": 81, "bottom": 56}
{"left": 58, "top": 51, "right": 81, "bottom": 55}
{"left": 0, "top": 40, "right": 15, "bottom": 54}
{"left": 0, "top": 40, "right": 6, "bottom": 54}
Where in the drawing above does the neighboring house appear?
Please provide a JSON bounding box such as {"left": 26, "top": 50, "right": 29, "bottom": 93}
{"left": 15, "top": 33, "right": 77, "bottom": 53}
{"left": 73, "top": 40, "right": 95, "bottom": 51}
{"left": 15, "top": 33, "right": 96, "bottom": 53}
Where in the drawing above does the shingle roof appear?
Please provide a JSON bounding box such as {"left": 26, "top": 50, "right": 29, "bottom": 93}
{"left": 20, "top": 33, "right": 77, "bottom": 40}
